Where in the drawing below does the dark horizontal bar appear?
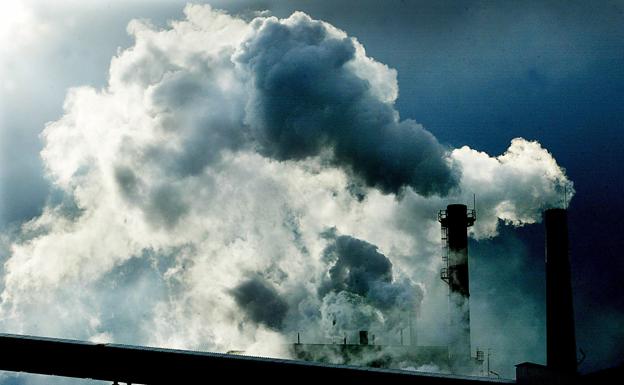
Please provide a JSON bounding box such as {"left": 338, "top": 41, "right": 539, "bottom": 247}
{"left": 0, "top": 333, "right": 512, "bottom": 385}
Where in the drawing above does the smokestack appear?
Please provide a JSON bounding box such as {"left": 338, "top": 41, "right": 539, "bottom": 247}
{"left": 544, "top": 208, "right": 577, "bottom": 374}
{"left": 409, "top": 310, "right": 418, "bottom": 347}
{"left": 439, "top": 204, "right": 475, "bottom": 372}
{"left": 359, "top": 331, "right": 369, "bottom": 346}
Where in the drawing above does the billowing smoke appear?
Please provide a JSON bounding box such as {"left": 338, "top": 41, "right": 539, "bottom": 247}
{"left": 317, "top": 230, "right": 422, "bottom": 340}
{"left": 235, "top": 13, "right": 458, "bottom": 196}
{"left": 0, "top": 4, "right": 573, "bottom": 382}
{"left": 231, "top": 277, "right": 289, "bottom": 331}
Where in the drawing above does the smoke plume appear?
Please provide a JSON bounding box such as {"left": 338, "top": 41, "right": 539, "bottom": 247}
{"left": 0, "top": 5, "right": 573, "bottom": 382}
{"left": 317, "top": 231, "right": 422, "bottom": 340}
{"left": 234, "top": 13, "right": 458, "bottom": 196}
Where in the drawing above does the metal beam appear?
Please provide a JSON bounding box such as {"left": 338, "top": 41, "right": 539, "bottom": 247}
{"left": 0, "top": 333, "right": 512, "bottom": 385}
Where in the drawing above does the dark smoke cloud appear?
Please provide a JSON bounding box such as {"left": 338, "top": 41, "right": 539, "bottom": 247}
{"left": 319, "top": 231, "right": 422, "bottom": 316}
{"left": 231, "top": 277, "right": 289, "bottom": 330}
{"left": 235, "top": 13, "right": 458, "bottom": 196}
{"left": 319, "top": 233, "right": 391, "bottom": 298}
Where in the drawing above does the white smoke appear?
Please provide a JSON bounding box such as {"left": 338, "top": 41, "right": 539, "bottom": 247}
{"left": 0, "top": 4, "right": 573, "bottom": 381}
{"left": 452, "top": 139, "right": 573, "bottom": 238}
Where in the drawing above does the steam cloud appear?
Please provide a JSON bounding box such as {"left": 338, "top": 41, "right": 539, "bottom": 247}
{"left": 231, "top": 277, "right": 289, "bottom": 331}
{"left": 0, "top": 5, "right": 573, "bottom": 381}
{"left": 235, "top": 14, "right": 457, "bottom": 196}
{"left": 318, "top": 231, "right": 422, "bottom": 339}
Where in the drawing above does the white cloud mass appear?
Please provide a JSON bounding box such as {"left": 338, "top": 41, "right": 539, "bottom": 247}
{"left": 0, "top": 4, "right": 573, "bottom": 381}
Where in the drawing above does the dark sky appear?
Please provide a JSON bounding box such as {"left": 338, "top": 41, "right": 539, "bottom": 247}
{"left": 0, "top": 0, "right": 623, "bottom": 380}
{"left": 264, "top": 0, "right": 624, "bottom": 372}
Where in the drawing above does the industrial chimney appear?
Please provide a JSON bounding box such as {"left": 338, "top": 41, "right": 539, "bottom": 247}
{"left": 359, "top": 331, "right": 369, "bottom": 346}
{"left": 439, "top": 204, "right": 475, "bottom": 373}
{"left": 544, "top": 208, "right": 577, "bottom": 374}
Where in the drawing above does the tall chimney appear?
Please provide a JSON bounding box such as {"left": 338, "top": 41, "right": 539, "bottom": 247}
{"left": 409, "top": 310, "right": 418, "bottom": 347}
{"left": 544, "top": 208, "right": 577, "bottom": 373}
{"left": 439, "top": 204, "right": 475, "bottom": 372}
{"left": 359, "top": 330, "right": 369, "bottom": 346}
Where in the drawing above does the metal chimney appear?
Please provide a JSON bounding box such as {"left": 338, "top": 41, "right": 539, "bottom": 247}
{"left": 439, "top": 204, "right": 475, "bottom": 372}
{"left": 359, "top": 331, "right": 369, "bottom": 346}
{"left": 409, "top": 310, "right": 418, "bottom": 347}
{"left": 544, "top": 208, "right": 577, "bottom": 374}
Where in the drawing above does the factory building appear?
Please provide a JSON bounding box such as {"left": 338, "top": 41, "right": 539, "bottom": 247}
{"left": 292, "top": 203, "right": 482, "bottom": 375}
{"left": 2, "top": 205, "right": 623, "bottom": 384}
{"left": 291, "top": 330, "right": 450, "bottom": 369}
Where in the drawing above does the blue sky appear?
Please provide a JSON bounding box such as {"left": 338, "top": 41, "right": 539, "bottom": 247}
{"left": 1, "top": 1, "right": 623, "bottom": 382}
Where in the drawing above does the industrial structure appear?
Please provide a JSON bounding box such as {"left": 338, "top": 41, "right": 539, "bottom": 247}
{"left": 439, "top": 203, "right": 476, "bottom": 373}
{"left": 544, "top": 208, "right": 577, "bottom": 373}
{"left": 515, "top": 207, "right": 580, "bottom": 384}
{"left": 291, "top": 203, "right": 481, "bottom": 375}
{"left": 0, "top": 333, "right": 511, "bottom": 385}
{"left": 291, "top": 329, "right": 450, "bottom": 370}
{"left": 1, "top": 205, "right": 622, "bottom": 384}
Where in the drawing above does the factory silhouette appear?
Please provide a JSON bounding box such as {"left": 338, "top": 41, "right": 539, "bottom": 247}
{"left": 0, "top": 204, "right": 621, "bottom": 384}
{"left": 288, "top": 204, "right": 597, "bottom": 384}
{"left": 291, "top": 204, "right": 479, "bottom": 374}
